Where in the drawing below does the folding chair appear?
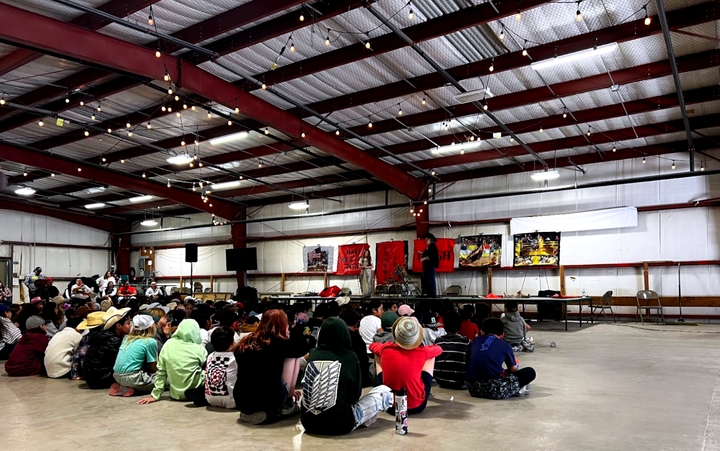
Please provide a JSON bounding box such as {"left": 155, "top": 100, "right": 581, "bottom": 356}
{"left": 636, "top": 290, "right": 666, "bottom": 325}
{"left": 590, "top": 290, "right": 616, "bottom": 322}
{"left": 444, "top": 285, "right": 462, "bottom": 296}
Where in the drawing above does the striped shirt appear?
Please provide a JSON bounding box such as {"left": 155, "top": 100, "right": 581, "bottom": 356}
{"left": 434, "top": 333, "right": 471, "bottom": 389}
{"left": 0, "top": 316, "right": 22, "bottom": 350}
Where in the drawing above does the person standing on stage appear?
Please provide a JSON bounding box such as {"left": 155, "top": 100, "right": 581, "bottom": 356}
{"left": 359, "top": 248, "right": 373, "bottom": 298}
{"left": 420, "top": 234, "right": 439, "bottom": 298}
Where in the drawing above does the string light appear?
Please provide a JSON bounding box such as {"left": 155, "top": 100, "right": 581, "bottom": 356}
{"left": 84, "top": 130, "right": 90, "bottom": 136}
{"left": 183, "top": 104, "right": 188, "bottom": 110}
{"left": 489, "top": 58, "right": 495, "bottom": 72}
{"left": 563, "top": 112, "right": 568, "bottom": 118}
{"left": 79, "top": 101, "right": 84, "bottom": 106}
{"left": 78, "top": 168, "right": 82, "bottom": 172}
{"left": 176, "top": 112, "right": 181, "bottom": 118}
{"left": 174, "top": 95, "right": 179, "bottom": 101}
{"left": 168, "top": 88, "right": 173, "bottom": 95}
{"left": 65, "top": 98, "right": 70, "bottom": 104}
{"left": 147, "top": 122, "right": 152, "bottom": 129}
{"left": 38, "top": 120, "right": 44, "bottom": 127}
{"left": 421, "top": 97, "right": 426, "bottom": 105}
{"left": 262, "top": 83, "right": 267, "bottom": 90}
{"left": 107, "top": 128, "right": 112, "bottom": 133}
{"left": 483, "top": 103, "right": 488, "bottom": 111}
{"left": 299, "top": 12, "right": 305, "bottom": 21}
{"left": 155, "top": 50, "right": 161, "bottom": 58}
{"left": 0, "top": 95, "right": 5, "bottom": 105}
{"left": 143, "top": 172, "right": 147, "bottom": 178}
{"left": 161, "top": 106, "right": 167, "bottom": 112}
{"left": 128, "top": 131, "right": 133, "bottom": 137}
{"left": 191, "top": 105, "right": 196, "bottom": 111}
{"left": 398, "top": 104, "right": 403, "bottom": 116}
{"left": 290, "top": 42, "right": 296, "bottom": 52}
{"left": 181, "top": 140, "right": 186, "bottom": 146}
{"left": 365, "top": 42, "right": 371, "bottom": 49}
{"left": 701, "top": 163, "right": 705, "bottom": 171}
{"left": 586, "top": 128, "right": 591, "bottom": 136}
{"left": 234, "top": 105, "right": 240, "bottom": 114}
{"left": 51, "top": 173, "right": 55, "bottom": 177}
{"left": 23, "top": 171, "right": 27, "bottom": 176}
{"left": 516, "top": 9, "right": 522, "bottom": 20}
{"left": 522, "top": 47, "right": 528, "bottom": 57}
{"left": 258, "top": 160, "right": 263, "bottom": 168}
{"left": 642, "top": 157, "right": 646, "bottom": 164}
{"left": 148, "top": 15, "right": 153, "bottom": 26}
{"left": 207, "top": 111, "right": 213, "bottom": 119}
{"left": 368, "top": 119, "right": 373, "bottom": 128}
{"left": 120, "top": 159, "right": 125, "bottom": 164}
{"left": 612, "top": 144, "right": 616, "bottom": 152}
{"left": 167, "top": 180, "right": 171, "bottom": 187}
{"left": 97, "top": 105, "right": 102, "bottom": 112}
{"left": 408, "top": 2, "right": 414, "bottom": 20}
{"left": 335, "top": 130, "right": 340, "bottom": 136}
{"left": 539, "top": 127, "right": 543, "bottom": 133}
{"left": 301, "top": 132, "right": 306, "bottom": 138}
{"left": 126, "top": 122, "right": 131, "bottom": 128}
{"left": 671, "top": 160, "right": 676, "bottom": 170}
{"left": 325, "top": 29, "right": 331, "bottom": 46}
{"left": 163, "top": 72, "right": 169, "bottom": 82}
{"left": 576, "top": 1, "right": 583, "bottom": 21}
{"left": 499, "top": 29, "right": 505, "bottom": 41}
{"left": 265, "top": 127, "right": 270, "bottom": 135}
{"left": 228, "top": 119, "right": 233, "bottom": 126}
{"left": 644, "top": 6, "right": 651, "bottom": 25}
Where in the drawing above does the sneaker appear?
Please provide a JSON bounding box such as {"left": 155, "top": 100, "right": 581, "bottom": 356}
{"left": 109, "top": 383, "right": 123, "bottom": 396}
{"left": 280, "top": 398, "right": 301, "bottom": 416}
{"left": 239, "top": 411, "right": 268, "bottom": 425}
{"left": 512, "top": 344, "right": 523, "bottom": 353}
{"left": 515, "top": 385, "right": 530, "bottom": 397}
{"left": 121, "top": 386, "right": 135, "bottom": 397}
{"left": 522, "top": 340, "right": 534, "bottom": 353}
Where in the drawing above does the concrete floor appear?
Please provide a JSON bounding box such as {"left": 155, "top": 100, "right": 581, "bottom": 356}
{"left": 2, "top": 322, "right": 720, "bottom": 451}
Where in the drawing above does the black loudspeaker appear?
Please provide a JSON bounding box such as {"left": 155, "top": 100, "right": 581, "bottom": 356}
{"left": 185, "top": 243, "right": 198, "bottom": 263}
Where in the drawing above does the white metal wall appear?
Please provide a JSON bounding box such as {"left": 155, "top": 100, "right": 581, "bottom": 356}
{"left": 0, "top": 209, "right": 111, "bottom": 300}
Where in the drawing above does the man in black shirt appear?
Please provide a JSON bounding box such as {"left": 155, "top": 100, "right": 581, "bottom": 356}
{"left": 420, "top": 233, "right": 439, "bottom": 297}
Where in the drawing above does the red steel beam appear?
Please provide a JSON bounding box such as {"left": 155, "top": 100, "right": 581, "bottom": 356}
{"left": 0, "top": 3, "right": 426, "bottom": 200}
{"left": 247, "top": 0, "right": 552, "bottom": 89}
{"left": 0, "top": 0, "right": 161, "bottom": 77}
{"left": 348, "top": 49, "right": 720, "bottom": 137}
{"left": 288, "top": 1, "right": 720, "bottom": 117}
{"left": 0, "top": 141, "right": 244, "bottom": 220}
{"left": 403, "top": 113, "right": 720, "bottom": 171}
{"left": 0, "top": 198, "right": 117, "bottom": 232}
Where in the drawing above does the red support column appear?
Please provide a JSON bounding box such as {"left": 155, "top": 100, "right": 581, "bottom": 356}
{"left": 231, "top": 206, "right": 247, "bottom": 288}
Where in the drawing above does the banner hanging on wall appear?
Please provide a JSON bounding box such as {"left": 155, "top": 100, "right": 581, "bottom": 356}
{"left": 411, "top": 238, "right": 455, "bottom": 273}
{"left": 458, "top": 235, "right": 502, "bottom": 268}
{"left": 336, "top": 243, "right": 370, "bottom": 275}
{"left": 513, "top": 232, "right": 560, "bottom": 267}
{"left": 302, "top": 246, "right": 335, "bottom": 272}
{"left": 375, "top": 241, "right": 407, "bottom": 284}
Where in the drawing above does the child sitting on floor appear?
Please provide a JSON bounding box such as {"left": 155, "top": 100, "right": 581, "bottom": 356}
{"left": 4, "top": 315, "right": 49, "bottom": 376}
{"left": 501, "top": 300, "right": 533, "bottom": 352}
{"left": 467, "top": 318, "right": 536, "bottom": 399}
{"left": 434, "top": 310, "right": 471, "bottom": 390}
{"left": 458, "top": 304, "right": 479, "bottom": 340}
{"left": 44, "top": 316, "right": 83, "bottom": 379}
{"left": 84, "top": 307, "right": 131, "bottom": 389}
{"left": 111, "top": 315, "right": 158, "bottom": 397}
{"left": 185, "top": 326, "right": 238, "bottom": 408}
{"left": 138, "top": 319, "right": 207, "bottom": 405}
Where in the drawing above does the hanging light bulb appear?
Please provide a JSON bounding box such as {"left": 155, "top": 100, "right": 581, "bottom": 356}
{"left": 23, "top": 171, "right": 27, "bottom": 176}
{"left": 612, "top": 145, "right": 616, "bottom": 152}
{"left": 258, "top": 161, "right": 263, "bottom": 168}
{"left": 79, "top": 101, "right": 84, "bottom": 106}
{"left": 228, "top": 119, "right": 232, "bottom": 126}
{"left": 181, "top": 140, "right": 186, "bottom": 146}
{"left": 522, "top": 47, "right": 528, "bottom": 56}
{"left": 365, "top": 41, "right": 371, "bottom": 49}
{"left": 261, "top": 83, "right": 268, "bottom": 90}
{"left": 642, "top": 157, "right": 647, "bottom": 164}
{"left": 161, "top": 105, "right": 166, "bottom": 112}
{"left": 499, "top": 29, "right": 505, "bottom": 40}
{"left": 489, "top": 59, "right": 494, "bottom": 72}
{"left": 183, "top": 104, "right": 188, "bottom": 110}
{"left": 576, "top": 8, "right": 582, "bottom": 21}
{"left": 148, "top": 15, "right": 153, "bottom": 26}
{"left": 431, "top": 170, "right": 436, "bottom": 176}
{"left": 398, "top": 105, "right": 403, "bottom": 116}
{"left": 126, "top": 122, "right": 131, "bottom": 128}
{"left": 84, "top": 130, "right": 90, "bottom": 137}
{"left": 207, "top": 111, "right": 213, "bottom": 119}
{"left": 335, "top": 129, "right": 340, "bottom": 136}
{"left": 701, "top": 163, "right": 706, "bottom": 171}
{"left": 167, "top": 180, "right": 171, "bottom": 187}
{"left": 176, "top": 112, "right": 181, "bottom": 118}
{"left": 163, "top": 72, "right": 169, "bottom": 82}
{"left": 234, "top": 106, "right": 240, "bottom": 114}
{"left": 421, "top": 97, "right": 426, "bottom": 106}
{"left": 97, "top": 105, "right": 102, "bottom": 112}
{"left": 644, "top": 6, "right": 651, "bottom": 25}
{"left": 539, "top": 127, "right": 544, "bottom": 133}
{"left": 174, "top": 95, "right": 180, "bottom": 102}
{"left": 65, "top": 98, "right": 70, "bottom": 104}
{"left": 671, "top": 161, "right": 676, "bottom": 170}
{"left": 299, "top": 12, "right": 305, "bottom": 21}
{"left": 301, "top": 132, "right": 306, "bottom": 138}
{"left": 191, "top": 105, "right": 196, "bottom": 111}
{"left": 483, "top": 103, "right": 489, "bottom": 111}
{"left": 290, "top": 42, "right": 296, "bottom": 52}
{"left": 38, "top": 120, "right": 44, "bottom": 127}
{"left": 51, "top": 173, "right": 55, "bottom": 177}
{"left": 168, "top": 88, "right": 173, "bottom": 95}
{"left": 107, "top": 128, "right": 112, "bottom": 133}
{"left": 408, "top": 2, "right": 414, "bottom": 20}
{"left": 128, "top": 131, "right": 133, "bottom": 137}
{"left": 325, "top": 29, "right": 331, "bottom": 46}
{"left": 264, "top": 127, "right": 270, "bottom": 135}
{"left": 586, "top": 128, "right": 591, "bottom": 136}
{"left": 147, "top": 122, "right": 152, "bottom": 129}
{"left": 155, "top": 50, "right": 161, "bottom": 58}
{"left": 516, "top": 9, "right": 522, "bottom": 20}
{"left": 120, "top": 159, "right": 125, "bottom": 164}
{"left": 0, "top": 96, "right": 5, "bottom": 106}
{"left": 563, "top": 112, "right": 568, "bottom": 119}
{"left": 368, "top": 119, "right": 373, "bottom": 128}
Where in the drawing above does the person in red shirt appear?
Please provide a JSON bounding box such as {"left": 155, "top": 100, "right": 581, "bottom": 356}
{"left": 458, "top": 304, "right": 479, "bottom": 340}
{"left": 117, "top": 281, "right": 138, "bottom": 303}
{"left": 370, "top": 317, "right": 442, "bottom": 415}
{"left": 5, "top": 315, "right": 49, "bottom": 376}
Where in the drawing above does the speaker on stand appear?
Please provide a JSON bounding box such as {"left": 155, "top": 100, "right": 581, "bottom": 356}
{"left": 185, "top": 243, "right": 198, "bottom": 293}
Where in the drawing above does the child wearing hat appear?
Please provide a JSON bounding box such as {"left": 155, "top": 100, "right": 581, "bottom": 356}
{"left": 111, "top": 315, "right": 158, "bottom": 396}
{"left": 70, "top": 311, "right": 106, "bottom": 380}
{"left": 44, "top": 317, "right": 84, "bottom": 378}
{"left": 4, "top": 315, "right": 49, "bottom": 376}
{"left": 138, "top": 319, "right": 207, "bottom": 405}
{"left": 0, "top": 304, "right": 22, "bottom": 360}
{"left": 466, "top": 317, "right": 536, "bottom": 399}
{"left": 369, "top": 316, "right": 442, "bottom": 415}
{"left": 83, "top": 307, "right": 131, "bottom": 389}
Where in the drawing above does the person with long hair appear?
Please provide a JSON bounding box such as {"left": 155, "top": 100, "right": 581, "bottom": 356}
{"left": 111, "top": 315, "right": 158, "bottom": 397}
{"left": 234, "top": 308, "right": 310, "bottom": 424}
{"left": 96, "top": 271, "right": 116, "bottom": 293}
{"left": 0, "top": 280, "right": 13, "bottom": 305}
{"left": 358, "top": 248, "right": 373, "bottom": 298}
{"left": 41, "top": 301, "right": 66, "bottom": 339}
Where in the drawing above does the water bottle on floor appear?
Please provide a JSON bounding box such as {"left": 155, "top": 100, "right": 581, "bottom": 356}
{"left": 395, "top": 388, "right": 408, "bottom": 435}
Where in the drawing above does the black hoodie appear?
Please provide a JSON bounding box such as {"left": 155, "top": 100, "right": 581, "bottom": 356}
{"left": 301, "top": 317, "right": 362, "bottom": 435}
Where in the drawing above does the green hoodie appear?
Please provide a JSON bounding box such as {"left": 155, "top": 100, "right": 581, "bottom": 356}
{"left": 151, "top": 319, "right": 207, "bottom": 400}
{"left": 301, "top": 317, "right": 362, "bottom": 435}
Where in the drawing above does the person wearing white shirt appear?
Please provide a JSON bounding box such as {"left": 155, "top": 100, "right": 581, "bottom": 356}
{"left": 44, "top": 317, "right": 83, "bottom": 378}
{"left": 358, "top": 300, "right": 384, "bottom": 354}
{"left": 145, "top": 281, "right": 163, "bottom": 301}
{"left": 101, "top": 281, "right": 117, "bottom": 300}
{"left": 96, "top": 271, "right": 116, "bottom": 292}
{"left": 70, "top": 279, "right": 91, "bottom": 300}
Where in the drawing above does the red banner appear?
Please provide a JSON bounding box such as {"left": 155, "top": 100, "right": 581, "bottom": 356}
{"left": 375, "top": 241, "right": 407, "bottom": 284}
{"left": 336, "top": 244, "right": 370, "bottom": 275}
{"left": 411, "top": 238, "right": 455, "bottom": 273}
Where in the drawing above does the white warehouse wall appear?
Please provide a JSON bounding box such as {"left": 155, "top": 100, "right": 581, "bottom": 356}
{"left": 0, "top": 209, "right": 112, "bottom": 300}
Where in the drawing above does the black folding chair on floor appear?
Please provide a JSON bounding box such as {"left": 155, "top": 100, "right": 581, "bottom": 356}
{"left": 591, "top": 290, "right": 616, "bottom": 322}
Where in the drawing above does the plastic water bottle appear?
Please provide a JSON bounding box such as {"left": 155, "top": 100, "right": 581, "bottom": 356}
{"left": 395, "top": 388, "right": 408, "bottom": 435}
{"left": 582, "top": 289, "right": 586, "bottom": 297}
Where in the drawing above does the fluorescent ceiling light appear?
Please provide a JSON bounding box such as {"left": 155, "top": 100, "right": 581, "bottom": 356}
{"left": 289, "top": 201, "right": 309, "bottom": 210}
{"left": 531, "top": 43, "right": 618, "bottom": 71}
{"left": 531, "top": 170, "right": 560, "bottom": 181}
{"left": 86, "top": 186, "right": 106, "bottom": 194}
{"left": 454, "top": 87, "right": 493, "bottom": 104}
{"left": 210, "top": 180, "right": 241, "bottom": 190}
{"left": 129, "top": 195, "right": 153, "bottom": 203}
{"left": 209, "top": 131, "right": 249, "bottom": 146}
{"left": 166, "top": 153, "right": 194, "bottom": 165}
{"left": 15, "top": 187, "right": 36, "bottom": 196}
{"left": 432, "top": 141, "right": 481, "bottom": 154}
{"left": 84, "top": 203, "right": 106, "bottom": 209}
{"left": 140, "top": 219, "right": 158, "bottom": 227}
